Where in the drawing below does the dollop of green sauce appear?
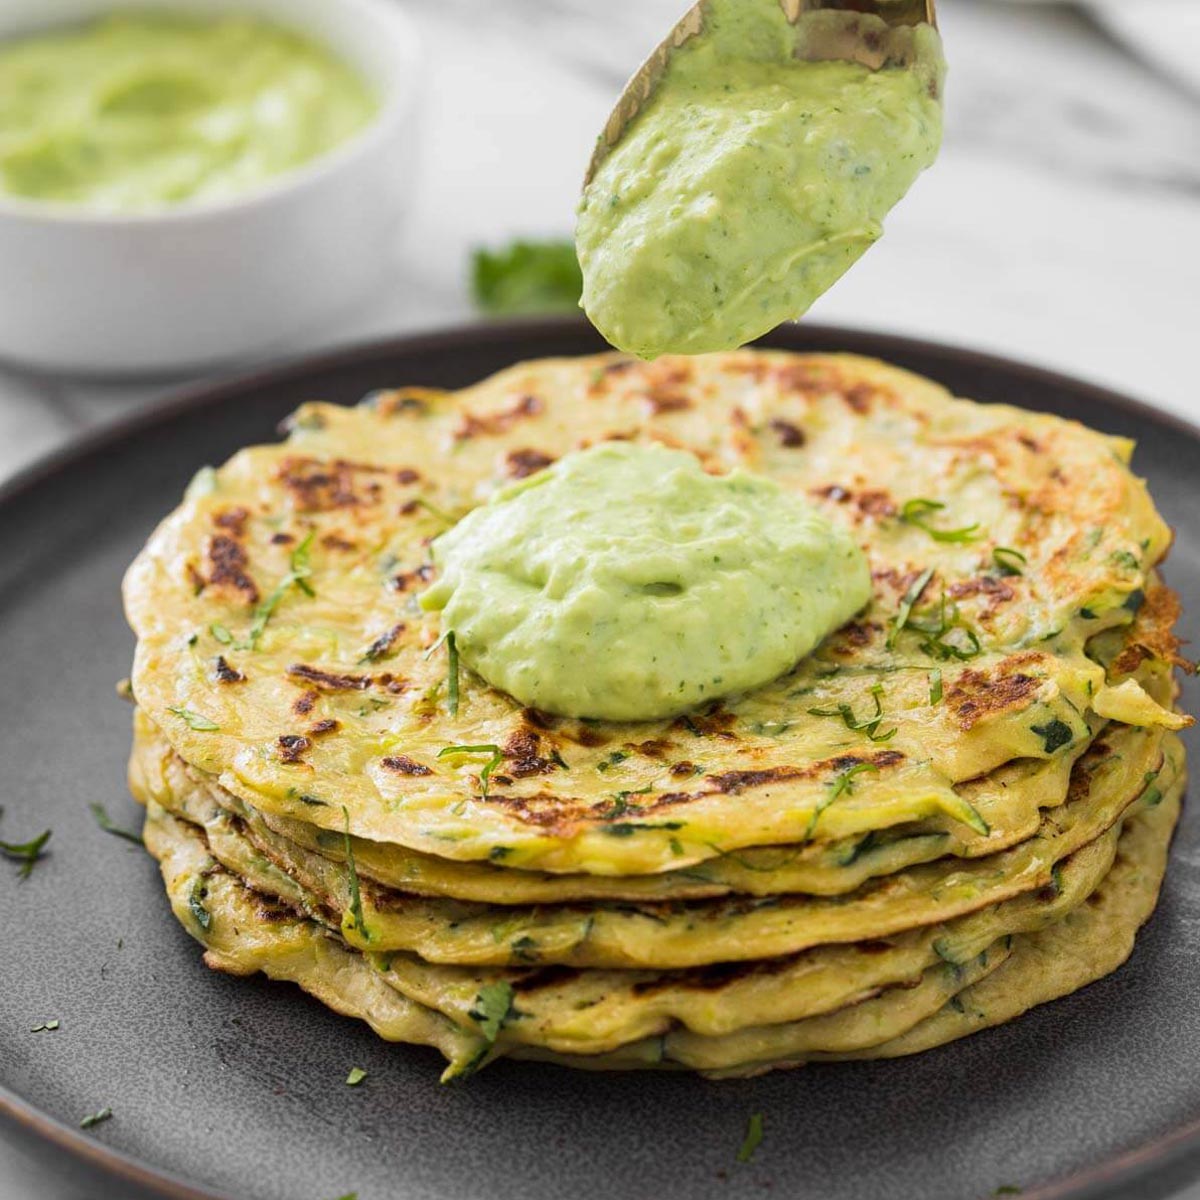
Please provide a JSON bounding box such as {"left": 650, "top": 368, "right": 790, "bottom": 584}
{"left": 0, "top": 12, "right": 377, "bottom": 212}
{"left": 576, "top": 0, "right": 944, "bottom": 359}
{"left": 421, "top": 443, "right": 870, "bottom": 722}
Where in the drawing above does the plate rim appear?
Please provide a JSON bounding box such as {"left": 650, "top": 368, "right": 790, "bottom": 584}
{"left": 2, "top": 314, "right": 1198, "bottom": 1200}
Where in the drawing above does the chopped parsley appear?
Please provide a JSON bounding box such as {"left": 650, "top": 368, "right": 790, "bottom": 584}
{"left": 345, "top": 1067, "right": 368, "bottom": 1087}
{"left": 438, "top": 744, "right": 504, "bottom": 798}
{"left": 0, "top": 819, "right": 51, "bottom": 879}
{"left": 80, "top": 1107, "right": 112, "bottom": 1130}
{"left": 342, "top": 807, "right": 368, "bottom": 940}
{"left": 736, "top": 1112, "right": 764, "bottom": 1164}
{"left": 992, "top": 547, "right": 1027, "bottom": 577}
{"left": 471, "top": 239, "right": 583, "bottom": 316}
{"left": 900, "top": 498, "right": 981, "bottom": 543}
{"left": 808, "top": 683, "right": 896, "bottom": 742}
{"left": 1031, "top": 718, "right": 1074, "bottom": 754}
{"left": 597, "top": 750, "right": 629, "bottom": 773}
{"left": 89, "top": 802, "right": 143, "bottom": 846}
{"left": 469, "top": 981, "right": 516, "bottom": 1044}
{"left": 188, "top": 878, "right": 212, "bottom": 931}
{"left": 31, "top": 1019, "right": 59, "bottom": 1032}
{"left": 806, "top": 762, "right": 880, "bottom": 839}
{"left": 887, "top": 565, "right": 936, "bottom": 650}
{"left": 426, "top": 631, "right": 460, "bottom": 716}
{"left": 243, "top": 530, "right": 316, "bottom": 650}
{"left": 167, "top": 706, "right": 221, "bottom": 732}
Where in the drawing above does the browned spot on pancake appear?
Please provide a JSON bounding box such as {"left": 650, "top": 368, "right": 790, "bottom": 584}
{"left": 1018, "top": 433, "right": 1043, "bottom": 453}
{"left": 455, "top": 393, "right": 542, "bottom": 441}
{"left": 833, "top": 621, "right": 881, "bottom": 651}
{"left": 277, "top": 734, "right": 311, "bottom": 764}
{"left": 769, "top": 419, "right": 806, "bottom": 448}
{"left": 321, "top": 533, "right": 357, "bottom": 552}
{"left": 270, "top": 531, "right": 295, "bottom": 546}
{"left": 672, "top": 707, "right": 738, "bottom": 740}
{"left": 396, "top": 468, "right": 421, "bottom": 485}
{"left": 843, "top": 384, "right": 876, "bottom": 414}
{"left": 287, "top": 664, "right": 371, "bottom": 692}
{"left": 704, "top": 750, "right": 904, "bottom": 795}
{"left": 292, "top": 690, "right": 318, "bottom": 715}
{"left": 811, "top": 485, "right": 895, "bottom": 520}
{"left": 644, "top": 389, "right": 692, "bottom": 415}
{"left": 362, "top": 623, "right": 406, "bottom": 663}
{"left": 522, "top": 708, "right": 561, "bottom": 731}
{"left": 945, "top": 665, "right": 1040, "bottom": 731}
{"left": 503, "top": 730, "right": 558, "bottom": 779}
{"left": 949, "top": 576, "right": 1016, "bottom": 603}
{"left": 381, "top": 755, "right": 433, "bottom": 776}
{"left": 1111, "top": 584, "right": 1194, "bottom": 676}
{"left": 213, "top": 506, "right": 250, "bottom": 536}
{"left": 205, "top": 534, "right": 259, "bottom": 604}
{"left": 278, "top": 457, "right": 388, "bottom": 512}
{"left": 213, "top": 656, "right": 245, "bottom": 685}
{"left": 392, "top": 564, "right": 435, "bottom": 593}
{"left": 670, "top": 760, "right": 699, "bottom": 778}
{"left": 372, "top": 387, "right": 445, "bottom": 417}
{"left": 506, "top": 448, "right": 555, "bottom": 479}
{"left": 562, "top": 724, "right": 611, "bottom": 748}
{"left": 308, "top": 718, "right": 340, "bottom": 737}
{"left": 631, "top": 739, "right": 672, "bottom": 759}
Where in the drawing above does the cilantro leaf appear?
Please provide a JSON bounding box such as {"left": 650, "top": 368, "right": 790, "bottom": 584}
{"left": 469, "top": 981, "right": 515, "bottom": 1044}
{"left": 471, "top": 240, "right": 582, "bottom": 316}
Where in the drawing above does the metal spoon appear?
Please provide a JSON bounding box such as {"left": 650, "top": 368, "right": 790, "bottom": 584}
{"left": 584, "top": 0, "right": 940, "bottom": 186}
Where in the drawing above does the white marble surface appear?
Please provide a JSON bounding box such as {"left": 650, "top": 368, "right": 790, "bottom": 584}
{"left": 2, "top": 1, "right": 1199, "bottom": 1197}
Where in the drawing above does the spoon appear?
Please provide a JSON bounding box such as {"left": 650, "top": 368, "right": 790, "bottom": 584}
{"left": 584, "top": 0, "right": 940, "bottom": 186}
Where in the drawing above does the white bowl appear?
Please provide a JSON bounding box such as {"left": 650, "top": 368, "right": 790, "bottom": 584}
{"left": 0, "top": 0, "right": 421, "bottom": 374}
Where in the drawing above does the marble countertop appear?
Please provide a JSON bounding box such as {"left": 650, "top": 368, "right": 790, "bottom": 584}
{"left": 2, "top": 1, "right": 1198, "bottom": 1197}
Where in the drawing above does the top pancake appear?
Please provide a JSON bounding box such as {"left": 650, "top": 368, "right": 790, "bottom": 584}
{"left": 123, "top": 351, "right": 1176, "bottom": 874}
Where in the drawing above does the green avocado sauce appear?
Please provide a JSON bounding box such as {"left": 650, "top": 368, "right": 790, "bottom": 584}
{"left": 0, "top": 12, "right": 377, "bottom": 212}
{"left": 421, "top": 443, "right": 870, "bottom": 722}
{"left": 576, "top": 0, "right": 944, "bottom": 359}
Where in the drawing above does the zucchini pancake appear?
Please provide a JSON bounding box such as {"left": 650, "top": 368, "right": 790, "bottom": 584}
{"left": 122, "top": 350, "right": 1192, "bottom": 1080}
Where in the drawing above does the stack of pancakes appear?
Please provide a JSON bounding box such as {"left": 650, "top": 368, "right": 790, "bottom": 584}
{"left": 123, "top": 351, "right": 1191, "bottom": 1079}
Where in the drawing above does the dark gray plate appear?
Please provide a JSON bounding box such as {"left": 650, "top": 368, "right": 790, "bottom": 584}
{"left": 2, "top": 319, "right": 1198, "bottom": 1200}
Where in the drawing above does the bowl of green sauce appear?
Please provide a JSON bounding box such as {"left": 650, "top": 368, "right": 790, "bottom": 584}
{"left": 0, "top": 0, "right": 421, "bottom": 373}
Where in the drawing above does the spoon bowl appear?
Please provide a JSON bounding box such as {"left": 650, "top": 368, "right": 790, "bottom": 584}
{"left": 585, "top": 0, "right": 940, "bottom": 185}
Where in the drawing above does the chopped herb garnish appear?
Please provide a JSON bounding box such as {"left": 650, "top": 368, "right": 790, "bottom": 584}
{"left": 167, "top": 706, "right": 221, "bottom": 732}
{"left": 906, "top": 589, "right": 983, "bottom": 662}
{"left": 808, "top": 684, "right": 896, "bottom": 742}
{"left": 929, "top": 668, "right": 943, "bottom": 705}
{"left": 342, "top": 807, "right": 368, "bottom": 940}
{"left": 511, "top": 935, "right": 539, "bottom": 962}
{"left": 471, "top": 239, "right": 583, "bottom": 316}
{"left": 736, "top": 1112, "right": 764, "bottom": 1164}
{"left": 469, "top": 981, "right": 516, "bottom": 1044}
{"left": 425, "top": 631, "right": 461, "bottom": 716}
{"left": 80, "top": 1107, "right": 112, "bottom": 1130}
{"left": 345, "top": 1067, "right": 368, "bottom": 1087}
{"left": 597, "top": 750, "right": 629, "bottom": 773}
{"left": 0, "top": 821, "right": 51, "bottom": 879}
{"left": 1031, "top": 719, "right": 1073, "bottom": 754}
{"left": 992, "top": 547, "right": 1027, "bottom": 577}
{"left": 549, "top": 749, "right": 570, "bottom": 770}
{"left": 900, "top": 498, "right": 981, "bottom": 544}
{"left": 414, "top": 497, "right": 456, "bottom": 526}
{"left": 806, "top": 762, "right": 880, "bottom": 839}
{"left": 438, "top": 744, "right": 504, "bottom": 798}
{"left": 188, "top": 878, "right": 212, "bottom": 931}
{"left": 1108, "top": 549, "right": 1140, "bottom": 572}
{"left": 243, "top": 531, "right": 316, "bottom": 649}
{"left": 31, "top": 1019, "right": 59, "bottom": 1032}
{"left": 210, "top": 622, "right": 233, "bottom": 644}
{"left": 89, "top": 802, "right": 143, "bottom": 846}
{"left": 887, "top": 566, "right": 936, "bottom": 650}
